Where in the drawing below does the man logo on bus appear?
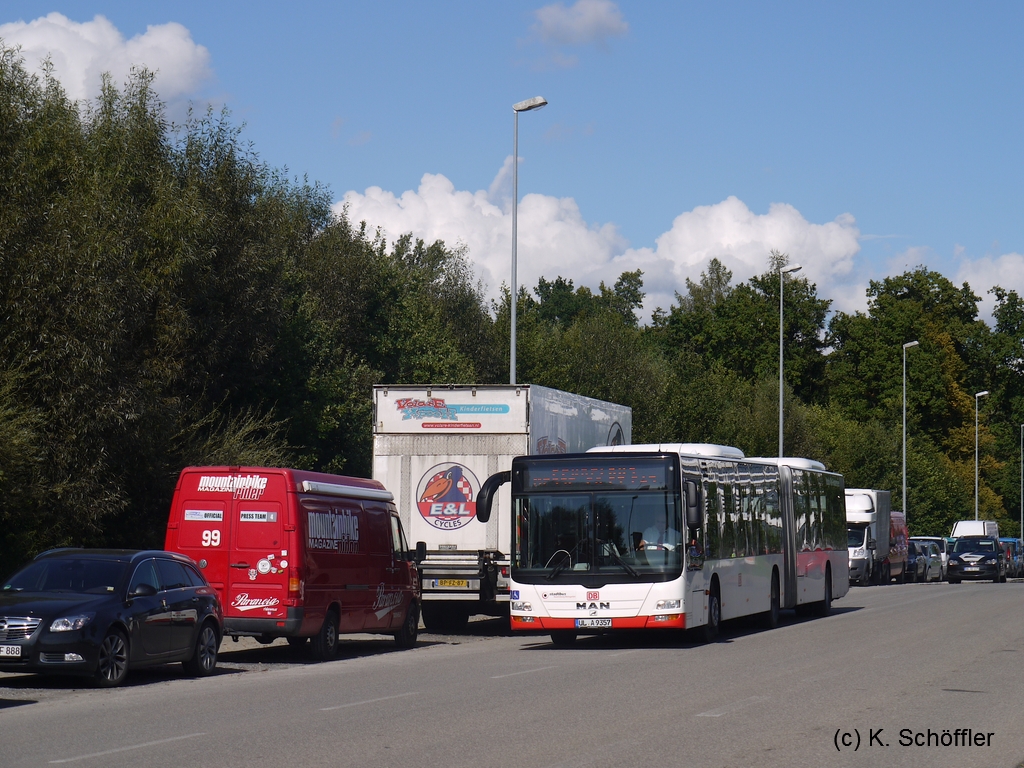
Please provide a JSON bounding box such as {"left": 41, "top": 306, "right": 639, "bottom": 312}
{"left": 416, "top": 463, "right": 479, "bottom": 531}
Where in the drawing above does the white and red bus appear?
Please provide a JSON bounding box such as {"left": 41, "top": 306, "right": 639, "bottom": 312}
{"left": 476, "top": 444, "right": 849, "bottom": 645}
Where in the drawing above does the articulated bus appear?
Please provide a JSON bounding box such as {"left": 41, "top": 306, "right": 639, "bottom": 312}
{"left": 476, "top": 443, "right": 849, "bottom": 645}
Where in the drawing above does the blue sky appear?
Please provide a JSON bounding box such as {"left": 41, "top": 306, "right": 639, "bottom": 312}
{"left": 3, "top": 1, "right": 1023, "bottom": 322}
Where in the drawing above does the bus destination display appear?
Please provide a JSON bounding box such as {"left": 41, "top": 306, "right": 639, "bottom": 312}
{"left": 521, "top": 457, "right": 672, "bottom": 491}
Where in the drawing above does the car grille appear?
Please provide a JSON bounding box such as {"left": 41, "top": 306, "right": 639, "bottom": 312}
{"left": 0, "top": 617, "right": 42, "bottom": 640}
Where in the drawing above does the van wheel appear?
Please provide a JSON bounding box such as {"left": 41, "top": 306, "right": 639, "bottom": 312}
{"left": 394, "top": 602, "right": 419, "bottom": 649}
{"left": 183, "top": 622, "right": 219, "bottom": 677}
{"left": 702, "top": 581, "right": 721, "bottom": 643}
{"left": 312, "top": 610, "right": 339, "bottom": 661}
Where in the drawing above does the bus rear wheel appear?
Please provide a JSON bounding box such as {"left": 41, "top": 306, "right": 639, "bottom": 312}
{"left": 817, "top": 569, "right": 833, "bottom": 617}
{"left": 763, "top": 571, "right": 780, "bottom": 629}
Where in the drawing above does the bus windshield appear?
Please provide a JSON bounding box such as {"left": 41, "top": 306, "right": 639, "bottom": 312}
{"left": 514, "top": 489, "right": 683, "bottom": 582}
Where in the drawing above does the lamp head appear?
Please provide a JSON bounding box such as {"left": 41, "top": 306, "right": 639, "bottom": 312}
{"left": 903, "top": 340, "right": 919, "bottom": 349}
{"left": 513, "top": 96, "right": 548, "bottom": 112}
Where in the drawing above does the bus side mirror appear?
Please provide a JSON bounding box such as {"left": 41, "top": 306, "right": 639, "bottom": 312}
{"left": 684, "top": 480, "right": 703, "bottom": 530}
{"left": 476, "top": 471, "right": 510, "bottom": 524}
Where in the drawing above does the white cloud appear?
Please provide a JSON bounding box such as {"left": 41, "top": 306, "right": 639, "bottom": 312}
{"left": 0, "top": 13, "right": 211, "bottom": 109}
{"left": 525, "top": 0, "right": 628, "bottom": 68}
{"left": 532, "top": 0, "right": 629, "bottom": 46}
{"left": 955, "top": 252, "right": 1024, "bottom": 321}
{"left": 337, "top": 168, "right": 866, "bottom": 322}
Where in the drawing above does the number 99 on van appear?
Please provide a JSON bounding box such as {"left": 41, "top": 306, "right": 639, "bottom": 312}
{"left": 201, "top": 529, "right": 221, "bottom": 547}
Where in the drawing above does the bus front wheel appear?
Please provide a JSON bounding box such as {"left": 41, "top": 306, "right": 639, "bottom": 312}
{"left": 702, "top": 581, "right": 721, "bottom": 643}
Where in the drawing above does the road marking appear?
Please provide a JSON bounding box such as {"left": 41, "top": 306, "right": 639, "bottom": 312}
{"left": 696, "top": 695, "right": 770, "bottom": 717}
{"left": 491, "top": 665, "right": 559, "bottom": 679}
{"left": 320, "top": 692, "right": 419, "bottom": 711}
{"left": 49, "top": 733, "right": 206, "bottom": 763}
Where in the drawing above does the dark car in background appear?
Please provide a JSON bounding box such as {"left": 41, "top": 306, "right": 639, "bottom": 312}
{"left": 998, "top": 538, "right": 1021, "bottom": 578}
{"left": 0, "top": 549, "right": 222, "bottom": 687}
{"left": 905, "top": 541, "right": 928, "bottom": 583}
{"left": 946, "top": 537, "right": 1005, "bottom": 584}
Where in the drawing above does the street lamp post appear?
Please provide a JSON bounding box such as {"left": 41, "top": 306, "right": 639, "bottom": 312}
{"left": 902, "top": 340, "right": 918, "bottom": 522}
{"left": 975, "top": 390, "right": 989, "bottom": 520}
{"left": 778, "top": 262, "right": 802, "bottom": 457}
{"left": 510, "top": 95, "right": 547, "bottom": 385}
{"left": 1019, "top": 424, "right": 1023, "bottom": 539}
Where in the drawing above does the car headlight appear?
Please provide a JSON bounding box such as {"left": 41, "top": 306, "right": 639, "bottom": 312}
{"left": 948, "top": 559, "right": 959, "bottom": 566}
{"left": 50, "top": 614, "right": 95, "bottom": 632}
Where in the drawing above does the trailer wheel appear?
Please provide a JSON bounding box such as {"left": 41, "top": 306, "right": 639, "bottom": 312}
{"left": 421, "top": 602, "right": 469, "bottom": 633}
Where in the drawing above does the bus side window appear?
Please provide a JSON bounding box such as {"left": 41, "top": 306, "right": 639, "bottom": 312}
{"left": 704, "top": 480, "right": 719, "bottom": 560}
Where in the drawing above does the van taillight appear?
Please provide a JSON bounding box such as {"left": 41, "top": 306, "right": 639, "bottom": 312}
{"left": 288, "top": 566, "right": 302, "bottom": 598}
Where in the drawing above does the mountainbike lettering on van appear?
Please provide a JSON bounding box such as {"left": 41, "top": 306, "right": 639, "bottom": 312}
{"left": 196, "top": 474, "right": 269, "bottom": 500}
{"left": 306, "top": 509, "right": 360, "bottom": 552}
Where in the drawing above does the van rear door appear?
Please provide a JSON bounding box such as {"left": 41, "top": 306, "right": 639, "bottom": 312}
{"left": 165, "top": 474, "right": 229, "bottom": 602}
{"left": 227, "top": 486, "right": 289, "bottom": 622}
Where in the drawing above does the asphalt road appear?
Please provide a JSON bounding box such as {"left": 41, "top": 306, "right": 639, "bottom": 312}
{"left": 2, "top": 579, "right": 1023, "bottom": 768}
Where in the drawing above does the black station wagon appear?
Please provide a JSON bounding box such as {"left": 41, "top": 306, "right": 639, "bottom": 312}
{"left": 0, "top": 549, "right": 223, "bottom": 687}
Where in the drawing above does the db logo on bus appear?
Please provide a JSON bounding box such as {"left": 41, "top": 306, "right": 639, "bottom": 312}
{"left": 416, "top": 462, "right": 479, "bottom": 531}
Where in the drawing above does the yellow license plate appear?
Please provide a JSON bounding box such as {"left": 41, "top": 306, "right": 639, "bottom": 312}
{"left": 436, "top": 579, "right": 468, "bottom": 588}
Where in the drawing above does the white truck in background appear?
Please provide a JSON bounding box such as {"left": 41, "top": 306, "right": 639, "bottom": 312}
{"left": 372, "top": 384, "right": 631, "bottom": 632}
{"left": 950, "top": 520, "right": 999, "bottom": 538}
{"left": 846, "top": 488, "right": 893, "bottom": 585}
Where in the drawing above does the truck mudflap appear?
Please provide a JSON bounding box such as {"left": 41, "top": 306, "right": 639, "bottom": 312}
{"left": 225, "top": 607, "right": 304, "bottom": 637}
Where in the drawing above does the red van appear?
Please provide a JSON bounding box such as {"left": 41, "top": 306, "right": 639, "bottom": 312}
{"left": 164, "top": 467, "right": 422, "bottom": 659}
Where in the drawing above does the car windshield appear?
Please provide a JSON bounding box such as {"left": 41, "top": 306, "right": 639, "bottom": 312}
{"left": 3, "top": 558, "right": 129, "bottom": 594}
{"left": 953, "top": 538, "right": 996, "bottom": 554}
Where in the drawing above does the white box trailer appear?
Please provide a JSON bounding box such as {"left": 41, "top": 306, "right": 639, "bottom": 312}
{"left": 846, "top": 488, "right": 892, "bottom": 585}
{"left": 372, "top": 384, "right": 631, "bottom": 632}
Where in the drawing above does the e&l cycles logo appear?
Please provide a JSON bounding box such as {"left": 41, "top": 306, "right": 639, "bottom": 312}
{"left": 416, "top": 462, "right": 479, "bottom": 531}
